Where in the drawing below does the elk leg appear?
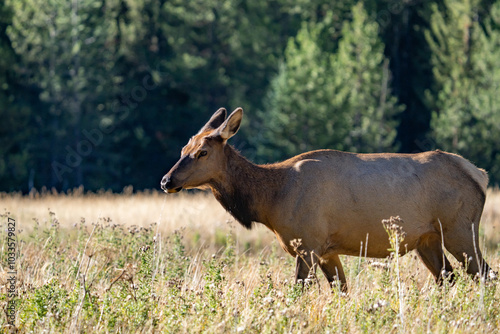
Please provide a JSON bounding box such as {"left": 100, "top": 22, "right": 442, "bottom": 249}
{"left": 442, "top": 200, "right": 495, "bottom": 279}
{"left": 416, "top": 232, "right": 454, "bottom": 284}
{"left": 294, "top": 253, "right": 316, "bottom": 283}
{"left": 443, "top": 226, "right": 493, "bottom": 279}
{"left": 319, "top": 254, "right": 347, "bottom": 292}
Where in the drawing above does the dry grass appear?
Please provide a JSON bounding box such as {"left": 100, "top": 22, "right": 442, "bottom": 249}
{"left": 483, "top": 188, "right": 500, "bottom": 249}
{"left": 0, "top": 188, "right": 499, "bottom": 333}
{"left": 3, "top": 187, "right": 499, "bottom": 254}
{"left": 0, "top": 188, "right": 275, "bottom": 254}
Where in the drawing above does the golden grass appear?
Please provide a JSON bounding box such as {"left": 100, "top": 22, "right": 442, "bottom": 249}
{"left": 1, "top": 189, "right": 276, "bottom": 254}
{"left": 483, "top": 188, "right": 500, "bottom": 249}
{"left": 2, "top": 187, "right": 499, "bottom": 256}
{"left": 0, "top": 188, "right": 499, "bottom": 332}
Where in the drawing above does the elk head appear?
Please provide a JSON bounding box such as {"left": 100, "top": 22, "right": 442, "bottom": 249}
{"left": 161, "top": 107, "right": 243, "bottom": 193}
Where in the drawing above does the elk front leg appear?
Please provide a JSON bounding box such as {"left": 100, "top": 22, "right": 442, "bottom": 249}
{"left": 319, "top": 254, "right": 347, "bottom": 293}
{"left": 294, "top": 253, "right": 317, "bottom": 283}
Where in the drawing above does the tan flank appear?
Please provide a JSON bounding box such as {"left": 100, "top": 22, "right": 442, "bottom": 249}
{"left": 161, "top": 107, "right": 493, "bottom": 291}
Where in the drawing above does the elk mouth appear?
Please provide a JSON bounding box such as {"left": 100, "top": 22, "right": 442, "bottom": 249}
{"left": 166, "top": 186, "right": 183, "bottom": 194}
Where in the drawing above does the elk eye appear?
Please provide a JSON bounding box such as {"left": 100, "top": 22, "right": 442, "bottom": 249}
{"left": 198, "top": 150, "right": 207, "bottom": 158}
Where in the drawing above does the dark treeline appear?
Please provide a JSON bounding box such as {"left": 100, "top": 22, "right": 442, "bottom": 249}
{"left": 1, "top": 0, "right": 499, "bottom": 192}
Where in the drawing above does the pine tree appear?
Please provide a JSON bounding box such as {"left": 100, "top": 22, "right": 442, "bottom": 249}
{"left": 0, "top": 2, "right": 32, "bottom": 191}
{"left": 331, "top": 2, "right": 402, "bottom": 153}
{"left": 372, "top": 0, "right": 437, "bottom": 153}
{"left": 255, "top": 3, "right": 402, "bottom": 162}
{"left": 255, "top": 22, "right": 335, "bottom": 161}
{"left": 427, "top": 0, "right": 500, "bottom": 184}
{"left": 7, "top": 0, "right": 122, "bottom": 189}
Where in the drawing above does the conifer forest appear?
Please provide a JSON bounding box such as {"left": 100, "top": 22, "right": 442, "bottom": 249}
{"left": 1, "top": 0, "right": 500, "bottom": 192}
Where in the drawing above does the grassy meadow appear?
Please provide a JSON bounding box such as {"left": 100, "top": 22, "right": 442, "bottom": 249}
{"left": 1, "top": 188, "right": 500, "bottom": 333}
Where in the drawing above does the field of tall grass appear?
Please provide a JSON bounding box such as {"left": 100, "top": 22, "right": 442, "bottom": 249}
{"left": 1, "top": 188, "right": 500, "bottom": 333}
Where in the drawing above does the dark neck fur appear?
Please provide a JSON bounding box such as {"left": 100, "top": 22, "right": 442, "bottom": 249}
{"left": 210, "top": 145, "right": 277, "bottom": 229}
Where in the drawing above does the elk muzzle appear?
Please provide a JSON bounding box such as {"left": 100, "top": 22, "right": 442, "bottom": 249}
{"left": 160, "top": 175, "right": 183, "bottom": 193}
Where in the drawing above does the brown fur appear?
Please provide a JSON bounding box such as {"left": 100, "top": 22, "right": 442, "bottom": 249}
{"left": 161, "top": 108, "right": 493, "bottom": 291}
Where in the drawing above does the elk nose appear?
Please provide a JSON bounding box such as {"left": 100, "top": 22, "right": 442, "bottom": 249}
{"left": 160, "top": 175, "right": 171, "bottom": 191}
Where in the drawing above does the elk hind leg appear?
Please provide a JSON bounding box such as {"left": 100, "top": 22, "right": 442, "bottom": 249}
{"left": 443, "top": 222, "right": 493, "bottom": 279}
{"left": 416, "top": 232, "right": 454, "bottom": 284}
{"left": 442, "top": 192, "right": 496, "bottom": 279}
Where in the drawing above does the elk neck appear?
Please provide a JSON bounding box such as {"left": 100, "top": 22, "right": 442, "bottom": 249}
{"left": 209, "top": 144, "right": 284, "bottom": 230}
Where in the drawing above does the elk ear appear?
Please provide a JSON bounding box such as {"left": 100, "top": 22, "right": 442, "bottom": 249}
{"left": 199, "top": 108, "right": 227, "bottom": 133}
{"left": 218, "top": 108, "right": 243, "bottom": 141}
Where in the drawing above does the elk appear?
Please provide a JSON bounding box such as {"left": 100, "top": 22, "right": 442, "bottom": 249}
{"left": 161, "top": 107, "right": 493, "bottom": 291}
